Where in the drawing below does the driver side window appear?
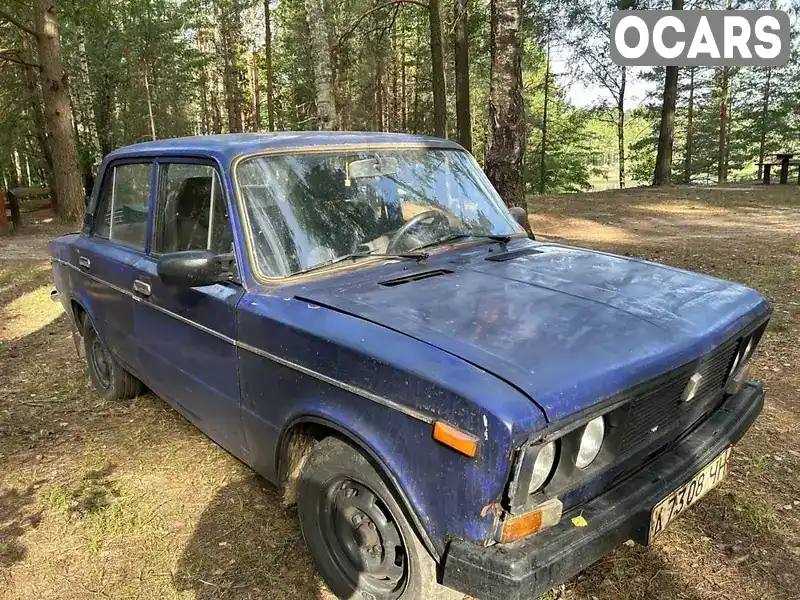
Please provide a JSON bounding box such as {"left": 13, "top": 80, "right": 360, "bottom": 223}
{"left": 152, "top": 163, "right": 233, "bottom": 255}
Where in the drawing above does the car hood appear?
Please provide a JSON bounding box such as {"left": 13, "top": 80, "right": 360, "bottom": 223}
{"left": 295, "top": 242, "right": 769, "bottom": 421}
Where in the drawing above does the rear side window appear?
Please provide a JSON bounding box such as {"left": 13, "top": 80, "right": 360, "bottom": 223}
{"left": 94, "top": 163, "right": 152, "bottom": 251}
{"left": 152, "top": 163, "right": 233, "bottom": 255}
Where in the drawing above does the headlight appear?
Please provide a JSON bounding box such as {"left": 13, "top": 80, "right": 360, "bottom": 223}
{"left": 576, "top": 416, "right": 605, "bottom": 469}
{"left": 528, "top": 441, "right": 556, "bottom": 493}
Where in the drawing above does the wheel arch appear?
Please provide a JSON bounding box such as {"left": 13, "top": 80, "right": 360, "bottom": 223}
{"left": 276, "top": 414, "right": 441, "bottom": 561}
{"left": 70, "top": 297, "right": 88, "bottom": 330}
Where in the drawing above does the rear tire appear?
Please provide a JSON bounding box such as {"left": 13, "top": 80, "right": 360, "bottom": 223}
{"left": 83, "top": 318, "right": 143, "bottom": 401}
{"left": 297, "top": 436, "right": 462, "bottom": 600}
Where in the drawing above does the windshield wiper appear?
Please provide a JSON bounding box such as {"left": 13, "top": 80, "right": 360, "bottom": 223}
{"left": 293, "top": 250, "right": 428, "bottom": 276}
{"left": 411, "top": 232, "right": 513, "bottom": 252}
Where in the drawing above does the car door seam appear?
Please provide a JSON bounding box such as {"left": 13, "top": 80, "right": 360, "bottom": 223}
{"left": 236, "top": 340, "right": 436, "bottom": 425}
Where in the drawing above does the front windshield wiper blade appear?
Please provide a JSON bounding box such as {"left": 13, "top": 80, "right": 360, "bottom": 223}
{"left": 293, "top": 250, "right": 429, "bottom": 276}
{"left": 412, "top": 233, "right": 513, "bottom": 252}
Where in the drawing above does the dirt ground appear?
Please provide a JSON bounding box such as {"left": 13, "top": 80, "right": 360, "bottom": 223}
{"left": 1, "top": 183, "right": 798, "bottom": 600}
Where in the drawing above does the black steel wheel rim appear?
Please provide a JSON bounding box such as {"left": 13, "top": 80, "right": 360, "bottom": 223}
{"left": 90, "top": 337, "right": 112, "bottom": 389}
{"left": 319, "top": 478, "right": 408, "bottom": 598}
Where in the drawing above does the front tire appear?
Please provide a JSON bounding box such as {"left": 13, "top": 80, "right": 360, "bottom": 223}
{"left": 83, "top": 318, "right": 143, "bottom": 401}
{"left": 297, "top": 437, "right": 461, "bottom": 600}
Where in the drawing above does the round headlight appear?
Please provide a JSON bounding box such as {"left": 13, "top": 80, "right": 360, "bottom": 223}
{"left": 576, "top": 417, "right": 605, "bottom": 469}
{"left": 528, "top": 441, "right": 556, "bottom": 493}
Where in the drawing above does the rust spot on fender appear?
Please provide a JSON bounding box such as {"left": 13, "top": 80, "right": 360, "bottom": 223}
{"left": 481, "top": 502, "right": 501, "bottom": 518}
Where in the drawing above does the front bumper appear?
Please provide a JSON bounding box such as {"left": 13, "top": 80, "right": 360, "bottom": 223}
{"left": 442, "top": 382, "right": 764, "bottom": 600}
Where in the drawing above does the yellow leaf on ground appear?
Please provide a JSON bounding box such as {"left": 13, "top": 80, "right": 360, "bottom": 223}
{"left": 572, "top": 515, "right": 588, "bottom": 527}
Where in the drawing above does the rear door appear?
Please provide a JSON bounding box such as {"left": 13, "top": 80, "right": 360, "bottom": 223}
{"left": 131, "top": 158, "right": 246, "bottom": 457}
{"left": 71, "top": 160, "right": 154, "bottom": 374}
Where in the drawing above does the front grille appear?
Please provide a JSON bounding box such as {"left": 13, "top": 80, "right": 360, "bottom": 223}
{"left": 618, "top": 337, "right": 741, "bottom": 455}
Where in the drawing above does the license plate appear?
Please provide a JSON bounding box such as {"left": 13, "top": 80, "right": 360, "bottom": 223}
{"left": 649, "top": 447, "right": 732, "bottom": 541}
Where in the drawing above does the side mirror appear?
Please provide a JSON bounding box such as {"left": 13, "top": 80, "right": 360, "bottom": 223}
{"left": 509, "top": 206, "right": 528, "bottom": 229}
{"left": 157, "top": 250, "right": 230, "bottom": 288}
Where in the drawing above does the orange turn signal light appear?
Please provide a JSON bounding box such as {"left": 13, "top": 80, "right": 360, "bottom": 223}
{"left": 432, "top": 421, "right": 479, "bottom": 458}
{"left": 500, "top": 499, "right": 563, "bottom": 543}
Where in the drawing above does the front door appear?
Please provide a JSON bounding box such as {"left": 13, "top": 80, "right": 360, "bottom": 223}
{"left": 132, "top": 159, "right": 246, "bottom": 457}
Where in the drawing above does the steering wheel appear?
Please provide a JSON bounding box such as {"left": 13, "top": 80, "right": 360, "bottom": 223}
{"left": 386, "top": 210, "right": 450, "bottom": 253}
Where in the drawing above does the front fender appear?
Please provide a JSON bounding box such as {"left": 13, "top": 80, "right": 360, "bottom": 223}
{"left": 237, "top": 293, "right": 542, "bottom": 554}
{"left": 274, "top": 397, "right": 514, "bottom": 558}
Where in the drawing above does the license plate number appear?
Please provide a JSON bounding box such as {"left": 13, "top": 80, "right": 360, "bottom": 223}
{"left": 649, "top": 447, "right": 732, "bottom": 541}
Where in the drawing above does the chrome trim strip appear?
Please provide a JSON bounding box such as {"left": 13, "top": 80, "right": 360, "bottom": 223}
{"left": 56, "top": 258, "right": 131, "bottom": 297}
{"left": 54, "top": 258, "right": 434, "bottom": 425}
{"left": 147, "top": 301, "right": 237, "bottom": 345}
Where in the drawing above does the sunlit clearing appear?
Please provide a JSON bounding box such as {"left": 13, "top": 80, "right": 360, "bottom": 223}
{"left": 536, "top": 214, "right": 640, "bottom": 245}
{"left": 633, "top": 202, "right": 733, "bottom": 217}
{"left": 0, "top": 284, "right": 63, "bottom": 341}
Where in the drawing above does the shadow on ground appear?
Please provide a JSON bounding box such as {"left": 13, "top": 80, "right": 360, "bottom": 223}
{"left": 174, "top": 475, "right": 325, "bottom": 600}
{"left": 0, "top": 483, "right": 44, "bottom": 568}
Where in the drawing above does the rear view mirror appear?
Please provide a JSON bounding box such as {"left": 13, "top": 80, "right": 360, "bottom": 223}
{"left": 157, "top": 250, "right": 230, "bottom": 288}
{"left": 509, "top": 206, "right": 528, "bottom": 230}
{"left": 348, "top": 157, "right": 399, "bottom": 180}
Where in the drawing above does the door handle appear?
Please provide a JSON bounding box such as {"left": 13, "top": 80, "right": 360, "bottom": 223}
{"left": 133, "top": 280, "right": 151, "bottom": 297}
{"left": 78, "top": 256, "right": 91, "bottom": 269}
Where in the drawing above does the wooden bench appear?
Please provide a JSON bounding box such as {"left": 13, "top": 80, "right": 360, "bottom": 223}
{"left": 758, "top": 152, "right": 799, "bottom": 185}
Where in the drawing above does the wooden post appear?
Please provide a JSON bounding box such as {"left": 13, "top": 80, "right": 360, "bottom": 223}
{"left": 763, "top": 164, "right": 771, "bottom": 185}
{"left": 779, "top": 155, "right": 790, "bottom": 184}
{"left": 0, "top": 192, "right": 7, "bottom": 233}
{"left": 7, "top": 189, "right": 21, "bottom": 230}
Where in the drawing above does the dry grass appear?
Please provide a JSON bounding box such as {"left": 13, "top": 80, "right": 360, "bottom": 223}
{"left": 0, "top": 182, "right": 798, "bottom": 599}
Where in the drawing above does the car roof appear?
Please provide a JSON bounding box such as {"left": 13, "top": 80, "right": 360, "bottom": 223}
{"left": 105, "top": 132, "right": 463, "bottom": 164}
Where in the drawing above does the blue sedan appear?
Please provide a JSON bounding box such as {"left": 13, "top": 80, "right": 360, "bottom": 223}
{"left": 50, "top": 132, "right": 770, "bottom": 600}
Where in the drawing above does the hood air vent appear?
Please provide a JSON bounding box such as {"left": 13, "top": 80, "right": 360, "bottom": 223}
{"left": 486, "top": 247, "right": 544, "bottom": 262}
{"left": 379, "top": 269, "right": 454, "bottom": 287}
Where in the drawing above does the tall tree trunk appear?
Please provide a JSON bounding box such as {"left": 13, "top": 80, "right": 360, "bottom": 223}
{"left": 428, "top": 0, "right": 446, "bottom": 138}
{"left": 717, "top": 65, "right": 729, "bottom": 184}
{"left": 210, "top": 63, "right": 223, "bottom": 134}
{"left": 652, "top": 0, "right": 683, "bottom": 185}
{"left": 35, "top": 0, "right": 85, "bottom": 223}
{"left": 757, "top": 66, "right": 772, "bottom": 180}
{"left": 391, "top": 24, "right": 398, "bottom": 132}
{"left": 684, "top": 67, "right": 694, "bottom": 183}
{"left": 264, "top": 0, "right": 274, "bottom": 131}
{"left": 653, "top": 65, "right": 679, "bottom": 185}
{"left": 19, "top": 33, "right": 58, "bottom": 208}
{"left": 250, "top": 5, "right": 261, "bottom": 131}
{"left": 143, "top": 66, "right": 157, "bottom": 140}
{"left": 305, "top": 0, "right": 339, "bottom": 130}
{"left": 724, "top": 100, "right": 732, "bottom": 180}
{"left": 717, "top": 0, "right": 732, "bottom": 185}
{"left": 412, "top": 41, "right": 419, "bottom": 133}
{"left": 376, "top": 56, "right": 385, "bottom": 131}
{"left": 197, "top": 28, "right": 210, "bottom": 134}
{"left": 485, "top": 0, "right": 530, "bottom": 234}
{"left": 218, "top": 2, "right": 243, "bottom": 133}
{"left": 401, "top": 31, "right": 407, "bottom": 131}
{"left": 618, "top": 67, "right": 626, "bottom": 189}
{"left": 76, "top": 28, "right": 101, "bottom": 165}
{"left": 539, "top": 32, "right": 550, "bottom": 195}
{"left": 453, "top": 0, "right": 471, "bottom": 150}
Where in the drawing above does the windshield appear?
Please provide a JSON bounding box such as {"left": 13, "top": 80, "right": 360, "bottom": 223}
{"left": 236, "top": 148, "right": 522, "bottom": 278}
